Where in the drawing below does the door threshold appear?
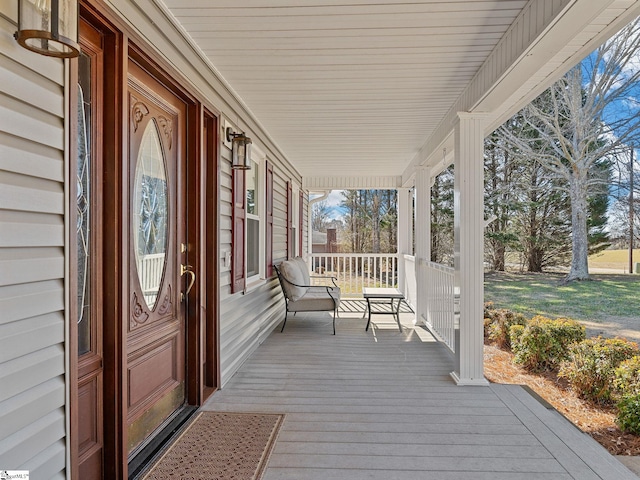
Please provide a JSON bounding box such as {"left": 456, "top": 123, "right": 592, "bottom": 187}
{"left": 128, "top": 405, "right": 198, "bottom": 480}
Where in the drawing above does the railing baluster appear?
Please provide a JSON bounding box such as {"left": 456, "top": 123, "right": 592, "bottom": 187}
{"left": 421, "top": 261, "right": 455, "bottom": 354}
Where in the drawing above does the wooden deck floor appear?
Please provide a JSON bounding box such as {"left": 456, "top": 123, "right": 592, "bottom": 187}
{"left": 202, "top": 310, "right": 637, "bottom": 480}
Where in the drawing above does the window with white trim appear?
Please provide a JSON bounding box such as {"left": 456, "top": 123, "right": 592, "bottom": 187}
{"left": 246, "top": 158, "right": 263, "bottom": 281}
{"left": 231, "top": 144, "right": 267, "bottom": 293}
{"left": 291, "top": 183, "right": 299, "bottom": 257}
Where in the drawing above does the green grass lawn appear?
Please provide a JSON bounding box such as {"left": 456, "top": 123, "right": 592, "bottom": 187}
{"left": 484, "top": 271, "right": 640, "bottom": 323}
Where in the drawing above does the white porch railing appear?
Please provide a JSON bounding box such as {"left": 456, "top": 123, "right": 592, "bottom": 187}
{"left": 309, "top": 253, "right": 398, "bottom": 297}
{"left": 403, "top": 254, "right": 417, "bottom": 309}
{"left": 137, "top": 253, "right": 165, "bottom": 305}
{"left": 307, "top": 254, "right": 456, "bottom": 352}
{"left": 425, "top": 261, "right": 456, "bottom": 353}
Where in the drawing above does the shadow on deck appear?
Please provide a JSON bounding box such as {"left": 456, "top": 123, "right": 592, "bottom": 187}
{"left": 339, "top": 298, "right": 414, "bottom": 317}
{"left": 203, "top": 311, "right": 636, "bottom": 480}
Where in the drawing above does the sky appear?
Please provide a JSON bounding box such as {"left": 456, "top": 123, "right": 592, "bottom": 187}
{"left": 314, "top": 190, "right": 346, "bottom": 221}
{"left": 589, "top": 19, "right": 640, "bottom": 153}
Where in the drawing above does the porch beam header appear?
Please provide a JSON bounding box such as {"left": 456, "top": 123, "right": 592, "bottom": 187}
{"left": 303, "top": 175, "right": 402, "bottom": 190}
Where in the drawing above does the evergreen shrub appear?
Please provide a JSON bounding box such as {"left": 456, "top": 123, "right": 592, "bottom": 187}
{"left": 617, "top": 394, "right": 640, "bottom": 435}
{"left": 613, "top": 355, "right": 640, "bottom": 398}
{"left": 559, "top": 337, "right": 638, "bottom": 404}
{"left": 509, "top": 315, "right": 585, "bottom": 372}
{"left": 483, "top": 302, "right": 496, "bottom": 338}
{"left": 485, "top": 308, "right": 527, "bottom": 350}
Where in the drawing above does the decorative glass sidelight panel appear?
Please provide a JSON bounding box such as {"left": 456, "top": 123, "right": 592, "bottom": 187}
{"left": 133, "top": 120, "right": 168, "bottom": 309}
{"left": 77, "top": 52, "right": 92, "bottom": 355}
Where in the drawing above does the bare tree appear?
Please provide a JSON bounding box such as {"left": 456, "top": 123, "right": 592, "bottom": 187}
{"left": 609, "top": 148, "right": 640, "bottom": 247}
{"left": 431, "top": 166, "right": 454, "bottom": 265}
{"left": 311, "top": 200, "right": 331, "bottom": 232}
{"left": 371, "top": 191, "right": 382, "bottom": 253}
{"left": 382, "top": 190, "right": 397, "bottom": 252}
{"left": 338, "top": 189, "right": 398, "bottom": 253}
{"left": 496, "top": 18, "right": 640, "bottom": 281}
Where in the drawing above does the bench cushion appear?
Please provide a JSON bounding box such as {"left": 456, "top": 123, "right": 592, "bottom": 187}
{"left": 279, "top": 259, "right": 308, "bottom": 301}
{"left": 292, "top": 256, "right": 311, "bottom": 285}
{"left": 287, "top": 286, "right": 341, "bottom": 312}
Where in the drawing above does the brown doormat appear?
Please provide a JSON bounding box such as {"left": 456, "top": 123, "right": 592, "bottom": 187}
{"left": 141, "top": 411, "right": 285, "bottom": 480}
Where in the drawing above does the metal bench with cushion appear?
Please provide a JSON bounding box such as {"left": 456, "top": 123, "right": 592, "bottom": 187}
{"left": 274, "top": 257, "right": 341, "bottom": 334}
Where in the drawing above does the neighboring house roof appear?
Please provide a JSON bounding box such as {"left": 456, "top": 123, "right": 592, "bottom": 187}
{"left": 312, "top": 231, "right": 327, "bottom": 244}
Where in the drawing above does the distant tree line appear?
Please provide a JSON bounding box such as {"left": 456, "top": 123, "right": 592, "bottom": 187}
{"left": 341, "top": 190, "right": 397, "bottom": 253}
{"left": 312, "top": 190, "right": 398, "bottom": 253}
{"left": 608, "top": 148, "right": 640, "bottom": 248}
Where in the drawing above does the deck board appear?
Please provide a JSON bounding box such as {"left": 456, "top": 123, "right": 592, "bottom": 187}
{"left": 202, "top": 311, "right": 637, "bottom": 479}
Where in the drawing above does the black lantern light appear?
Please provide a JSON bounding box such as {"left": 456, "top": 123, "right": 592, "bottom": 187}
{"left": 15, "top": 0, "right": 80, "bottom": 58}
{"left": 226, "top": 127, "right": 252, "bottom": 170}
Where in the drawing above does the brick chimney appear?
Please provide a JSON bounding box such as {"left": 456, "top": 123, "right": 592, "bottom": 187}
{"left": 326, "top": 228, "right": 337, "bottom": 253}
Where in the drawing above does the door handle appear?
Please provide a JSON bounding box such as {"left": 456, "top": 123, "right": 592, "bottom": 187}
{"left": 181, "top": 264, "right": 195, "bottom": 301}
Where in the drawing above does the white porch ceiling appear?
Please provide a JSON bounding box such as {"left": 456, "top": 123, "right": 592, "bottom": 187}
{"left": 158, "top": 0, "right": 640, "bottom": 186}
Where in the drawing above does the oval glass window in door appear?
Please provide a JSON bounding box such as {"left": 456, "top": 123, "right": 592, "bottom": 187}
{"left": 133, "top": 119, "right": 168, "bottom": 309}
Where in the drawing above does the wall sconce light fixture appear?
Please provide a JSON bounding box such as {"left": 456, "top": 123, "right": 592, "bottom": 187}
{"left": 15, "top": 0, "right": 80, "bottom": 58}
{"left": 226, "top": 127, "right": 252, "bottom": 170}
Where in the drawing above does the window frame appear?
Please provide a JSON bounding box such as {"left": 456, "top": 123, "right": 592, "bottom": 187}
{"left": 245, "top": 146, "right": 266, "bottom": 289}
{"left": 286, "top": 180, "right": 305, "bottom": 259}
{"left": 291, "top": 182, "right": 300, "bottom": 258}
{"left": 298, "top": 188, "right": 304, "bottom": 257}
{"left": 265, "top": 161, "right": 274, "bottom": 278}
{"left": 231, "top": 141, "right": 275, "bottom": 293}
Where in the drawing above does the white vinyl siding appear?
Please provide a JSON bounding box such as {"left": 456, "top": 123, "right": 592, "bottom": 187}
{"left": 0, "top": 12, "right": 67, "bottom": 478}
{"left": 219, "top": 137, "right": 304, "bottom": 385}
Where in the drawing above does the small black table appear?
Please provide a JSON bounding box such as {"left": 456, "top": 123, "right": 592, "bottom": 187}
{"left": 363, "top": 287, "right": 405, "bottom": 332}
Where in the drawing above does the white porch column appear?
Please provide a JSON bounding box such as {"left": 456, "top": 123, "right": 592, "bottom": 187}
{"left": 452, "top": 113, "right": 489, "bottom": 386}
{"left": 414, "top": 167, "right": 431, "bottom": 326}
{"left": 397, "top": 187, "right": 412, "bottom": 297}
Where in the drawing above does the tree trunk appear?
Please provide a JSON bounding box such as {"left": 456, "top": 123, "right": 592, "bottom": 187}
{"left": 526, "top": 166, "right": 543, "bottom": 272}
{"left": 386, "top": 191, "right": 395, "bottom": 252}
{"left": 566, "top": 174, "right": 591, "bottom": 281}
{"left": 493, "top": 242, "right": 506, "bottom": 271}
{"left": 431, "top": 176, "right": 440, "bottom": 263}
{"left": 371, "top": 191, "right": 381, "bottom": 254}
{"left": 527, "top": 246, "right": 544, "bottom": 272}
{"left": 488, "top": 145, "right": 505, "bottom": 271}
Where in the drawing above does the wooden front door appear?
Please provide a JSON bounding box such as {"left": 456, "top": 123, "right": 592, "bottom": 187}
{"left": 125, "top": 57, "right": 189, "bottom": 455}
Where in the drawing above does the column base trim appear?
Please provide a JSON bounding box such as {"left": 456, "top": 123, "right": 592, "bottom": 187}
{"left": 450, "top": 371, "right": 490, "bottom": 386}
